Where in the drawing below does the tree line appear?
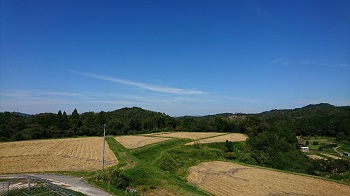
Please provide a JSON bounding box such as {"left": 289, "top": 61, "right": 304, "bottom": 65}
{"left": 1, "top": 104, "right": 349, "bottom": 142}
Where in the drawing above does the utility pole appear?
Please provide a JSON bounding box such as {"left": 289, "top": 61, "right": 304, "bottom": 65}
{"left": 102, "top": 124, "right": 106, "bottom": 171}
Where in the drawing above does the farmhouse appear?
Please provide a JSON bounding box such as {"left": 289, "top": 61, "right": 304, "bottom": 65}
{"left": 343, "top": 152, "right": 350, "bottom": 157}
{"left": 300, "top": 146, "right": 309, "bottom": 152}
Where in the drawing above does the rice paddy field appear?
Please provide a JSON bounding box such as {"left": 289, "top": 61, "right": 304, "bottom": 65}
{"left": 114, "top": 135, "right": 171, "bottom": 149}
{"left": 1, "top": 132, "right": 349, "bottom": 196}
{"left": 0, "top": 137, "right": 118, "bottom": 174}
{"left": 188, "top": 161, "right": 350, "bottom": 196}
{"left": 185, "top": 133, "right": 247, "bottom": 145}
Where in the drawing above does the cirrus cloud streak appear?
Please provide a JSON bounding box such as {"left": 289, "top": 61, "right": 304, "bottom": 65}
{"left": 71, "top": 71, "right": 205, "bottom": 95}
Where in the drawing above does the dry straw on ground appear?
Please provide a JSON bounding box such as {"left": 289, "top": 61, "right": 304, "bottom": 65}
{"left": 0, "top": 137, "right": 118, "bottom": 174}
{"left": 157, "top": 132, "right": 226, "bottom": 139}
{"left": 185, "top": 133, "right": 248, "bottom": 145}
{"left": 142, "top": 132, "right": 170, "bottom": 136}
{"left": 188, "top": 161, "right": 350, "bottom": 196}
{"left": 114, "top": 135, "right": 171, "bottom": 149}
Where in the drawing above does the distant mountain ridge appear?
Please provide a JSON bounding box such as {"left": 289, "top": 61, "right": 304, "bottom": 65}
{"left": 11, "top": 112, "right": 31, "bottom": 118}
{"left": 257, "top": 103, "right": 350, "bottom": 136}
{"left": 1, "top": 103, "right": 349, "bottom": 142}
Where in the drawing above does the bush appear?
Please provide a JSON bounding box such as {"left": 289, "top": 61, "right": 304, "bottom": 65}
{"left": 312, "top": 141, "right": 319, "bottom": 145}
{"left": 306, "top": 141, "right": 309, "bottom": 145}
{"left": 99, "top": 166, "right": 129, "bottom": 189}
{"left": 327, "top": 143, "right": 338, "bottom": 148}
{"left": 158, "top": 153, "right": 177, "bottom": 172}
{"left": 225, "top": 152, "right": 236, "bottom": 160}
{"left": 238, "top": 153, "right": 257, "bottom": 165}
{"left": 193, "top": 139, "right": 202, "bottom": 149}
{"left": 318, "top": 146, "right": 323, "bottom": 151}
{"left": 225, "top": 140, "right": 233, "bottom": 152}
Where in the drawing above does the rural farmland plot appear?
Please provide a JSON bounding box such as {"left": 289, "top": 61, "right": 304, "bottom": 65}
{"left": 188, "top": 161, "right": 350, "bottom": 196}
{"left": 156, "top": 132, "right": 226, "bottom": 139}
{"left": 0, "top": 137, "right": 117, "bottom": 174}
{"left": 114, "top": 135, "right": 172, "bottom": 149}
{"left": 185, "top": 133, "right": 248, "bottom": 145}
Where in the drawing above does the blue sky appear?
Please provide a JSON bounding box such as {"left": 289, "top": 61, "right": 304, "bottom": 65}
{"left": 0, "top": 0, "right": 349, "bottom": 116}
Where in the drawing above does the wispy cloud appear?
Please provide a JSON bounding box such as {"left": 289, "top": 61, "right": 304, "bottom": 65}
{"left": 271, "top": 58, "right": 350, "bottom": 68}
{"left": 270, "top": 58, "right": 290, "bottom": 66}
{"left": 71, "top": 71, "right": 205, "bottom": 95}
{"left": 270, "top": 58, "right": 282, "bottom": 64}
{"left": 301, "top": 60, "right": 350, "bottom": 68}
{"left": 0, "top": 90, "right": 81, "bottom": 112}
{"left": 0, "top": 90, "right": 81, "bottom": 98}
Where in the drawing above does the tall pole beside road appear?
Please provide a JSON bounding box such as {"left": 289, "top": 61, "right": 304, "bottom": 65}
{"left": 102, "top": 124, "right": 106, "bottom": 171}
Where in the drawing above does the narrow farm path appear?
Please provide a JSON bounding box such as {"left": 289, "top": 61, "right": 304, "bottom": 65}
{"left": 333, "top": 145, "right": 343, "bottom": 156}
{"left": 320, "top": 153, "right": 342, "bottom": 160}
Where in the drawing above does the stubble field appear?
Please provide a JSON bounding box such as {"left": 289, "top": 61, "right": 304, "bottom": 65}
{"left": 188, "top": 161, "right": 350, "bottom": 196}
{"left": 114, "top": 135, "right": 172, "bottom": 149}
{"left": 185, "top": 133, "right": 247, "bottom": 145}
{"left": 0, "top": 137, "right": 118, "bottom": 174}
{"left": 155, "top": 132, "right": 226, "bottom": 139}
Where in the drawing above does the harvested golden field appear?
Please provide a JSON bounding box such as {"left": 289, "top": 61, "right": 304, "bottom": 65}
{"left": 186, "top": 133, "right": 247, "bottom": 145}
{"left": 0, "top": 137, "right": 117, "bottom": 174}
{"left": 143, "top": 132, "right": 170, "bottom": 136}
{"left": 114, "top": 135, "right": 171, "bottom": 149}
{"left": 188, "top": 161, "right": 350, "bottom": 196}
{"left": 158, "top": 132, "right": 225, "bottom": 139}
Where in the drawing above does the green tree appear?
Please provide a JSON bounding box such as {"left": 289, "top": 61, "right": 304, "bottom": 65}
{"left": 82, "top": 112, "right": 96, "bottom": 127}
{"left": 69, "top": 108, "right": 81, "bottom": 134}
{"left": 6, "top": 116, "right": 26, "bottom": 136}
{"left": 96, "top": 111, "right": 107, "bottom": 126}
{"left": 62, "top": 111, "right": 69, "bottom": 129}
{"left": 56, "top": 110, "right": 63, "bottom": 128}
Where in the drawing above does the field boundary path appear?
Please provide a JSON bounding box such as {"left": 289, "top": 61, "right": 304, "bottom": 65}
{"left": 333, "top": 145, "right": 343, "bottom": 156}
{"left": 0, "top": 174, "right": 109, "bottom": 196}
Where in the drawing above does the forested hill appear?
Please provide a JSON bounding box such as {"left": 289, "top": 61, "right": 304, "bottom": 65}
{"left": 104, "top": 107, "right": 177, "bottom": 134}
{"left": 0, "top": 103, "right": 349, "bottom": 141}
{"left": 258, "top": 103, "right": 350, "bottom": 137}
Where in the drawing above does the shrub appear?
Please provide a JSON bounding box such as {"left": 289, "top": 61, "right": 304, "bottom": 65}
{"left": 327, "top": 143, "right": 338, "bottom": 148}
{"left": 312, "top": 141, "right": 319, "bottom": 145}
{"left": 318, "top": 146, "right": 323, "bottom": 151}
{"left": 225, "top": 152, "right": 236, "bottom": 160}
{"left": 159, "top": 153, "right": 177, "bottom": 172}
{"left": 306, "top": 141, "right": 309, "bottom": 145}
{"left": 193, "top": 138, "right": 202, "bottom": 149}
{"left": 99, "top": 166, "right": 129, "bottom": 189}
{"left": 238, "top": 153, "right": 257, "bottom": 165}
{"left": 225, "top": 140, "right": 233, "bottom": 152}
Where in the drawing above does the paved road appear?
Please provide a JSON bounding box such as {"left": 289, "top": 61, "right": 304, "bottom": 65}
{"left": 0, "top": 174, "right": 110, "bottom": 196}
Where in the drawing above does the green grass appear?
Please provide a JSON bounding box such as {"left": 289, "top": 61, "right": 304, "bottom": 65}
{"left": 103, "top": 137, "right": 214, "bottom": 195}
{"left": 306, "top": 136, "right": 349, "bottom": 157}
{"left": 66, "top": 135, "right": 349, "bottom": 195}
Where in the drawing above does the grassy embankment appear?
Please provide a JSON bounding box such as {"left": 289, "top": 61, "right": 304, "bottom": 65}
{"left": 95, "top": 136, "right": 228, "bottom": 195}
{"left": 65, "top": 135, "right": 349, "bottom": 195}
